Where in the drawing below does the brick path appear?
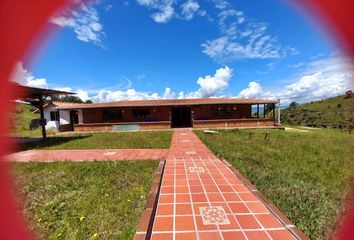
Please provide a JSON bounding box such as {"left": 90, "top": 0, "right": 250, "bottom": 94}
{"left": 7, "top": 149, "right": 168, "bottom": 162}
{"left": 9, "top": 130, "right": 305, "bottom": 239}
{"left": 150, "top": 129, "right": 299, "bottom": 240}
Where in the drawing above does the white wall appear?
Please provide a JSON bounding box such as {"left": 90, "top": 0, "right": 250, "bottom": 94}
{"left": 43, "top": 105, "right": 58, "bottom": 131}
{"left": 43, "top": 107, "right": 83, "bottom": 131}
{"left": 59, "top": 110, "right": 70, "bottom": 124}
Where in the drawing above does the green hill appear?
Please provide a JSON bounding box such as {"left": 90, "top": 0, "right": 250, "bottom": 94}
{"left": 281, "top": 94, "right": 353, "bottom": 129}
{"left": 11, "top": 103, "right": 41, "bottom": 137}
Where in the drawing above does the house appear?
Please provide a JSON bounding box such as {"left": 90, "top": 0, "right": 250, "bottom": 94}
{"left": 39, "top": 98, "right": 281, "bottom": 132}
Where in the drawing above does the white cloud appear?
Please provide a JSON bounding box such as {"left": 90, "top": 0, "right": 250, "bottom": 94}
{"left": 238, "top": 81, "right": 268, "bottom": 99}
{"left": 76, "top": 89, "right": 91, "bottom": 101}
{"left": 137, "top": 0, "right": 176, "bottom": 23}
{"left": 163, "top": 87, "right": 176, "bottom": 98}
{"left": 212, "top": 0, "right": 230, "bottom": 10}
{"left": 237, "top": 55, "right": 354, "bottom": 105}
{"left": 54, "top": 87, "right": 91, "bottom": 101}
{"left": 202, "top": 6, "right": 297, "bottom": 62}
{"left": 186, "top": 66, "right": 233, "bottom": 98}
{"left": 89, "top": 66, "right": 233, "bottom": 102}
{"left": 136, "top": 0, "right": 206, "bottom": 22}
{"left": 104, "top": 4, "right": 112, "bottom": 11}
{"left": 181, "top": 0, "right": 200, "bottom": 20}
{"left": 11, "top": 62, "right": 48, "bottom": 89}
{"left": 92, "top": 88, "right": 161, "bottom": 102}
{"left": 50, "top": 2, "right": 105, "bottom": 46}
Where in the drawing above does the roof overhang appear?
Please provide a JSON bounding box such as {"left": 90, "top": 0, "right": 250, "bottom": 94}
{"left": 55, "top": 98, "right": 277, "bottom": 110}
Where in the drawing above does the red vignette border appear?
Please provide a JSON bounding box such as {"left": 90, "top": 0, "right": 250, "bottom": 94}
{"left": 0, "top": 0, "right": 353, "bottom": 239}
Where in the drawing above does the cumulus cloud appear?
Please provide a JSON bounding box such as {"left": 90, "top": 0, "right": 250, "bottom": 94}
{"left": 50, "top": 2, "right": 105, "bottom": 46}
{"left": 237, "top": 55, "right": 354, "bottom": 105}
{"left": 88, "top": 66, "right": 233, "bottom": 101}
{"left": 11, "top": 62, "right": 48, "bottom": 89}
{"left": 185, "top": 66, "right": 233, "bottom": 98}
{"left": 92, "top": 88, "right": 161, "bottom": 102}
{"left": 163, "top": 87, "right": 176, "bottom": 98}
{"left": 238, "top": 81, "right": 267, "bottom": 99}
{"left": 202, "top": 5, "right": 298, "bottom": 62}
{"left": 54, "top": 87, "right": 91, "bottom": 102}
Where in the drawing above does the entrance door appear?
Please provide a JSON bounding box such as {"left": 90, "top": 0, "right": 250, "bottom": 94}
{"left": 171, "top": 107, "right": 192, "bottom": 128}
{"left": 69, "top": 110, "right": 79, "bottom": 131}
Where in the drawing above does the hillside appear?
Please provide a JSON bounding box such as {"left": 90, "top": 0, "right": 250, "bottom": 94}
{"left": 10, "top": 103, "right": 41, "bottom": 137}
{"left": 281, "top": 94, "right": 353, "bottom": 129}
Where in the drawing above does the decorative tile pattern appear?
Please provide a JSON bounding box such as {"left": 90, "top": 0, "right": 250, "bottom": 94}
{"left": 150, "top": 129, "right": 300, "bottom": 240}
{"left": 200, "top": 206, "right": 230, "bottom": 225}
{"left": 188, "top": 166, "right": 204, "bottom": 173}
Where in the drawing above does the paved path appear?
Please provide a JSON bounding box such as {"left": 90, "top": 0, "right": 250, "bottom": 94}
{"left": 9, "top": 130, "right": 304, "bottom": 239}
{"left": 7, "top": 149, "right": 168, "bottom": 162}
{"left": 150, "top": 129, "right": 298, "bottom": 240}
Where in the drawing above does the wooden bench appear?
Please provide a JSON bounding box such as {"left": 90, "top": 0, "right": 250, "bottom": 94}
{"left": 248, "top": 131, "right": 270, "bottom": 141}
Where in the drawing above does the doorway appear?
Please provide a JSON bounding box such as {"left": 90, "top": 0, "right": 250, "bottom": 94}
{"left": 69, "top": 110, "right": 79, "bottom": 131}
{"left": 171, "top": 107, "right": 192, "bottom": 128}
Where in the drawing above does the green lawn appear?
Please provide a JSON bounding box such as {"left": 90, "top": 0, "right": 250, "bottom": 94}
{"left": 21, "top": 131, "right": 172, "bottom": 150}
{"left": 195, "top": 128, "right": 353, "bottom": 240}
{"left": 11, "top": 161, "right": 159, "bottom": 240}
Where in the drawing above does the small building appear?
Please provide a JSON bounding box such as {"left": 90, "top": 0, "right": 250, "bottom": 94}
{"left": 40, "top": 98, "right": 281, "bottom": 132}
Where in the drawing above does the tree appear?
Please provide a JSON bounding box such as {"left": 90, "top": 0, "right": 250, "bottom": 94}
{"left": 50, "top": 95, "right": 84, "bottom": 103}
{"left": 289, "top": 101, "right": 298, "bottom": 108}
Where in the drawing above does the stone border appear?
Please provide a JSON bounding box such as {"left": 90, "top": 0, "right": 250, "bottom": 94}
{"left": 221, "top": 159, "right": 309, "bottom": 240}
{"left": 134, "top": 160, "right": 165, "bottom": 240}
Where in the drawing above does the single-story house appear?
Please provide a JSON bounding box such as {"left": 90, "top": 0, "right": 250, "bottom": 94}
{"left": 38, "top": 98, "right": 281, "bottom": 132}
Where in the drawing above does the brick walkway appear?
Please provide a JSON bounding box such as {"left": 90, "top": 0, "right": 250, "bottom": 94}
{"left": 9, "top": 130, "right": 305, "bottom": 239}
{"left": 7, "top": 149, "right": 168, "bottom": 162}
{"left": 150, "top": 129, "right": 299, "bottom": 240}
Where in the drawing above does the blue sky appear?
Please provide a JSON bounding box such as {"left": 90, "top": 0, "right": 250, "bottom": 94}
{"left": 13, "top": 0, "right": 353, "bottom": 105}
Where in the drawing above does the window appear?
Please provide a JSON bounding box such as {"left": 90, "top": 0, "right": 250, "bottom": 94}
{"left": 132, "top": 109, "right": 150, "bottom": 119}
{"left": 212, "top": 106, "right": 231, "bottom": 118}
{"left": 251, "top": 104, "right": 259, "bottom": 118}
{"left": 50, "top": 111, "right": 59, "bottom": 121}
{"left": 264, "top": 103, "right": 275, "bottom": 118}
{"left": 251, "top": 104, "right": 268, "bottom": 118}
{"left": 103, "top": 109, "right": 123, "bottom": 122}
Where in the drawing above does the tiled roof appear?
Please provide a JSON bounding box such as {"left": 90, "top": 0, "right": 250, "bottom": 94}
{"left": 53, "top": 98, "right": 277, "bottom": 109}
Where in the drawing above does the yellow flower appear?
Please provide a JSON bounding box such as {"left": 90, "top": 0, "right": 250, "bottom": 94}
{"left": 93, "top": 233, "right": 98, "bottom": 238}
{"left": 80, "top": 216, "right": 85, "bottom": 222}
{"left": 37, "top": 218, "right": 42, "bottom": 223}
{"left": 57, "top": 233, "right": 62, "bottom": 237}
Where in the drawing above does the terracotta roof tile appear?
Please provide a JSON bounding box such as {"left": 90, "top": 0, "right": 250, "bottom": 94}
{"left": 53, "top": 98, "right": 277, "bottom": 109}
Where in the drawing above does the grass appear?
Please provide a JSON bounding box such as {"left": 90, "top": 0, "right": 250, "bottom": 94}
{"left": 11, "top": 160, "right": 159, "bottom": 240}
{"left": 21, "top": 131, "right": 172, "bottom": 150}
{"left": 195, "top": 128, "right": 353, "bottom": 240}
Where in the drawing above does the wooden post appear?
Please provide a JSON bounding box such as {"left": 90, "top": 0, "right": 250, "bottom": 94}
{"left": 277, "top": 99, "right": 281, "bottom": 125}
{"left": 38, "top": 95, "right": 47, "bottom": 139}
{"left": 263, "top": 104, "right": 266, "bottom": 118}
{"left": 257, "top": 104, "right": 259, "bottom": 118}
